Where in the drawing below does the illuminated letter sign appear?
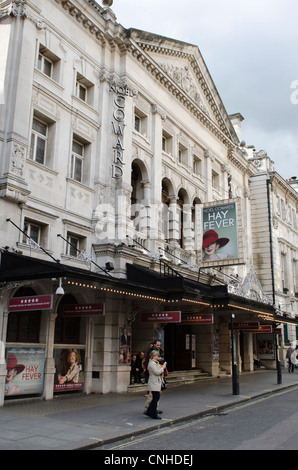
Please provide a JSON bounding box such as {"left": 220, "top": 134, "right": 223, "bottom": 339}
{"left": 110, "top": 85, "right": 136, "bottom": 179}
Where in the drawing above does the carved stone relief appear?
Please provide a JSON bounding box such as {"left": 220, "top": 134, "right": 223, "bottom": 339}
{"left": 10, "top": 143, "right": 26, "bottom": 177}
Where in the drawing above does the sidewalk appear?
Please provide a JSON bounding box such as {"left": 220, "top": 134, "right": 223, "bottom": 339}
{"left": 0, "top": 369, "right": 298, "bottom": 450}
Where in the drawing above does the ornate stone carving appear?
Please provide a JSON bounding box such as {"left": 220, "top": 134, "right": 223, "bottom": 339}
{"left": 10, "top": 143, "right": 26, "bottom": 177}
{"left": 228, "top": 266, "right": 271, "bottom": 304}
{"left": 11, "top": 0, "right": 27, "bottom": 17}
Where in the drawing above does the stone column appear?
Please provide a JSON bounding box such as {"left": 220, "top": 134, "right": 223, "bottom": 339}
{"left": 43, "top": 312, "right": 57, "bottom": 400}
{"left": 243, "top": 332, "right": 253, "bottom": 371}
{"left": 0, "top": 308, "right": 8, "bottom": 407}
{"left": 204, "top": 150, "right": 213, "bottom": 201}
{"left": 182, "top": 203, "right": 194, "bottom": 251}
{"left": 84, "top": 317, "right": 94, "bottom": 394}
{"left": 168, "top": 197, "right": 180, "bottom": 245}
{"left": 139, "top": 181, "right": 151, "bottom": 237}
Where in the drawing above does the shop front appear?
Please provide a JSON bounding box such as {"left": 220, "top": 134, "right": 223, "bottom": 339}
{"left": 0, "top": 249, "right": 282, "bottom": 404}
{"left": 1, "top": 284, "right": 95, "bottom": 403}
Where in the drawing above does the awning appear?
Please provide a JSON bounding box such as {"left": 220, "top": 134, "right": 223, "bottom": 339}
{"left": 0, "top": 250, "right": 166, "bottom": 298}
{"left": 0, "top": 250, "right": 292, "bottom": 325}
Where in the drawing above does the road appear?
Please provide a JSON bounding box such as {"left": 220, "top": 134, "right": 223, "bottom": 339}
{"left": 94, "top": 385, "right": 298, "bottom": 451}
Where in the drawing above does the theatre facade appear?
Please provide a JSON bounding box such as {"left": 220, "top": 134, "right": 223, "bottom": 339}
{"left": 0, "top": 0, "right": 295, "bottom": 404}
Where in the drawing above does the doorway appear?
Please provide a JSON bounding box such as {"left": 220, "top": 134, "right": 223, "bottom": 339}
{"left": 164, "top": 324, "right": 194, "bottom": 371}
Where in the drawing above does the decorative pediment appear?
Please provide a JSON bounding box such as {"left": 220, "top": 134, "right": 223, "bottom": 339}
{"left": 129, "top": 30, "right": 239, "bottom": 145}
{"left": 158, "top": 63, "right": 210, "bottom": 116}
{"left": 228, "top": 266, "right": 272, "bottom": 304}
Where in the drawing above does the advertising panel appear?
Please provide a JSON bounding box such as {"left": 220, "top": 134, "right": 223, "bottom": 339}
{"left": 5, "top": 347, "right": 45, "bottom": 397}
{"left": 141, "top": 312, "right": 182, "bottom": 323}
{"left": 257, "top": 334, "right": 274, "bottom": 360}
{"left": 119, "top": 327, "right": 131, "bottom": 364}
{"left": 54, "top": 349, "right": 84, "bottom": 392}
{"left": 63, "top": 303, "right": 105, "bottom": 316}
{"left": 201, "top": 199, "right": 243, "bottom": 267}
{"left": 181, "top": 314, "right": 214, "bottom": 325}
{"left": 8, "top": 295, "right": 53, "bottom": 312}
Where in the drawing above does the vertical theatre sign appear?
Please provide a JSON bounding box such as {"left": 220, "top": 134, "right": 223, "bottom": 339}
{"left": 110, "top": 84, "right": 136, "bottom": 179}
{"left": 201, "top": 198, "right": 244, "bottom": 267}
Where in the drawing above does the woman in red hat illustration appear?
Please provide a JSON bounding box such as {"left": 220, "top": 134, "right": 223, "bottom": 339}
{"left": 202, "top": 229, "right": 230, "bottom": 261}
{"left": 5, "top": 354, "right": 25, "bottom": 396}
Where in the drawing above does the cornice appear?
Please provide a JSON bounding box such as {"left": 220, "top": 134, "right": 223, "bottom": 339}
{"left": 4, "top": 0, "right": 240, "bottom": 152}
{"left": 269, "top": 171, "right": 298, "bottom": 202}
{"left": 53, "top": 0, "right": 128, "bottom": 47}
{"left": 227, "top": 148, "right": 253, "bottom": 175}
{"left": 137, "top": 41, "right": 235, "bottom": 139}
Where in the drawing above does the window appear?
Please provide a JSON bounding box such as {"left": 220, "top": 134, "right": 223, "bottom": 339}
{"left": 66, "top": 233, "right": 80, "bottom": 257}
{"left": 75, "top": 73, "right": 94, "bottom": 105}
{"left": 162, "top": 130, "right": 173, "bottom": 155}
{"left": 55, "top": 294, "right": 81, "bottom": 344}
{"left": 23, "top": 220, "right": 41, "bottom": 246}
{"left": 76, "top": 80, "right": 87, "bottom": 102}
{"left": 134, "top": 115, "right": 141, "bottom": 132}
{"left": 54, "top": 316, "right": 81, "bottom": 344}
{"left": 7, "top": 312, "right": 41, "bottom": 343}
{"left": 65, "top": 232, "right": 86, "bottom": 257}
{"left": 30, "top": 117, "right": 48, "bottom": 165}
{"left": 161, "top": 180, "right": 171, "bottom": 242}
{"left": 178, "top": 143, "right": 188, "bottom": 166}
{"left": 193, "top": 155, "right": 201, "bottom": 176}
{"left": 37, "top": 45, "right": 60, "bottom": 82}
{"left": 37, "top": 52, "right": 53, "bottom": 78}
{"left": 212, "top": 170, "right": 220, "bottom": 191}
{"left": 281, "top": 252, "right": 288, "bottom": 291}
{"left": 133, "top": 108, "right": 148, "bottom": 137}
{"left": 71, "top": 140, "right": 84, "bottom": 182}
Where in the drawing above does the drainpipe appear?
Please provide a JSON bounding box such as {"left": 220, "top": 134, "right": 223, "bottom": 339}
{"left": 266, "top": 178, "right": 276, "bottom": 304}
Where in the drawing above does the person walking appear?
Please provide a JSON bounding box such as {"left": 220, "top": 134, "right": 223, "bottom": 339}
{"left": 290, "top": 345, "right": 298, "bottom": 372}
{"left": 145, "top": 350, "right": 167, "bottom": 420}
{"left": 286, "top": 344, "right": 295, "bottom": 373}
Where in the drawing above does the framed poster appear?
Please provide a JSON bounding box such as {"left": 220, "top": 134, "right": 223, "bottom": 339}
{"left": 119, "top": 327, "right": 131, "bottom": 364}
{"left": 5, "top": 347, "right": 45, "bottom": 397}
{"left": 54, "top": 348, "right": 84, "bottom": 392}
{"left": 257, "top": 334, "right": 274, "bottom": 360}
{"left": 201, "top": 199, "right": 244, "bottom": 267}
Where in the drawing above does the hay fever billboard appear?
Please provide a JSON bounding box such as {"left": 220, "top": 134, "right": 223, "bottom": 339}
{"left": 201, "top": 199, "right": 243, "bottom": 267}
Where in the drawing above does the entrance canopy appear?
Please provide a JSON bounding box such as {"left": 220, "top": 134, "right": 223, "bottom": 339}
{"left": 0, "top": 249, "right": 292, "bottom": 326}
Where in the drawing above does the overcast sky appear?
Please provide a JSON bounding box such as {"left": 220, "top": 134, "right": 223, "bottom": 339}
{"left": 107, "top": 0, "right": 298, "bottom": 180}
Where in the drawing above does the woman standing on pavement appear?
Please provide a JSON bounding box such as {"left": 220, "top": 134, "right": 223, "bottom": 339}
{"left": 145, "top": 350, "right": 167, "bottom": 419}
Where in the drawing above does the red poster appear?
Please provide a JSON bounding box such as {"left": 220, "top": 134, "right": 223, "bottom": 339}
{"left": 182, "top": 314, "right": 214, "bottom": 325}
{"left": 232, "top": 322, "right": 260, "bottom": 330}
{"left": 141, "top": 311, "right": 181, "bottom": 323}
{"left": 8, "top": 295, "right": 53, "bottom": 312}
{"left": 244, "top": 325, "right": 272, "bottom": 333}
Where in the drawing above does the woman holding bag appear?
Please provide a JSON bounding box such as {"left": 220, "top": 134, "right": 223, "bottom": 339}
{"left": 145, "top": 350, "right": 167, "bottom": 419}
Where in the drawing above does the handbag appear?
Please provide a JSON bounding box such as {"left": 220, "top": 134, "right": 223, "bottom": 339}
{"left": 161, "top": 377, "right": 167, "bottom": 391}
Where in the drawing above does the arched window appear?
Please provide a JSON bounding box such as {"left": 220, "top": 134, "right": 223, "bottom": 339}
{"left": 7, "top": 287, "right": 41, "bottom": 343}
{"left": 131, "top": 162, "right": 143, "bottom": 231}
{"left": 54, "top": 294, "right": 81, "bottom": 344}
{"left": 161, "top": 180, "right": 171, "bottom": 242}
{"left": 192, "top": 197, "right": 202, "bottom": 251}
{"left": 177, "top": 189, "right": 185, "bottom": 249}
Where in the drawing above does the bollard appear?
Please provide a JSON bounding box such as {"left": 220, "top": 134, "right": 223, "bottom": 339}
{"left": 277, "top": 360, "right": 282, "bottom": 385}
{"left": 232, "top": 363, "right": 240, "bottom": 395}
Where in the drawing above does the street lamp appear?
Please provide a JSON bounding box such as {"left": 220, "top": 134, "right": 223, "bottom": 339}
{"left": 230, "top": 313, "right": 239, "bottom": 395}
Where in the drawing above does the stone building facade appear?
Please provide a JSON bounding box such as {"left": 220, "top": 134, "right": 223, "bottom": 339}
{"left": 0, "top": 0, "right": 296, "bottom": 404}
